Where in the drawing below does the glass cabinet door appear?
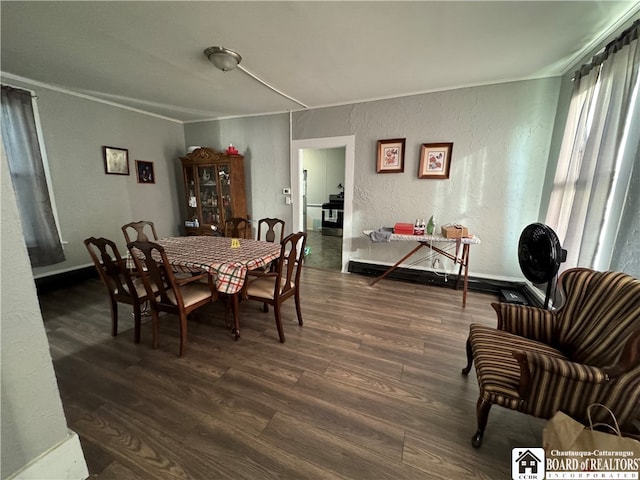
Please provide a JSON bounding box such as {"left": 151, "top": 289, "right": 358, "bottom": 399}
{"left": 185, "top": 166, "right": 198, "bottom": 222}
{"left": 218, "top": 164, "right": 232, "bottom": 224}
{"left": 198, "top": 166, "right": 219, "bottom": 225}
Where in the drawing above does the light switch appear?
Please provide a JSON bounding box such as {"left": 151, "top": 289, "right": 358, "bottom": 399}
{"left": 282, "top": 187, "right": 291, "bottom": 195}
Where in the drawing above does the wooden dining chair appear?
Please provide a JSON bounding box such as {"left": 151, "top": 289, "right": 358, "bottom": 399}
{"left": 121, "top": 220, "right": 158, "bottom": 244}
{"left": 127, "top": 240, "right": 216, "bottom": 357}
{"left": 257, "top": 218, "right": 285, "bottom": 243}
{"left": 244, "top": 231, "right": 307, "bottom": 342}
{"left": 224, "top": 217, "right": 249, "bottom": 238}
{"left": 257, "top": 217, "right": 285, "bottom": 272}
{"left": 84, "top": 236, "right": 151, "bottom": 344}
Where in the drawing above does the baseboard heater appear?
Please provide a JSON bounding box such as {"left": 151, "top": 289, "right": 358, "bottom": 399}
{"left": 35, "top": 266, "right": 98, "bottom": 294}
{"left": 348, "top": 260, "right": 542, "bottom": 307}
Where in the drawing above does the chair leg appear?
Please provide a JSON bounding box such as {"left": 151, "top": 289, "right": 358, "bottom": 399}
{"left": 151, "top": 309, "right": 160, "bottom": 350}
{"left": 109, "top": 298, "right": 118, "bottom": 336}
{"left": 294, "top": 290, "right": 303, "bottom": 326}
{"left": 461, "top": 337, "right": 473, "bottom": 375}
{"left": 178, "top": 313, "right": 188, "bottom": 357}
{"left": 472, "top": 396, "right": 492, "bottom": 448}
{"left": 132, "top": 303, "right": 142, "bottom": 344}
{"left": 273, "top": 303, "right": 285, "bottom": 343}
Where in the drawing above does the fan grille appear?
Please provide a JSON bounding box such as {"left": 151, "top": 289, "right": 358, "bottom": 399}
{"left": 518, "top": 223, "right": 562, "bottom": 284}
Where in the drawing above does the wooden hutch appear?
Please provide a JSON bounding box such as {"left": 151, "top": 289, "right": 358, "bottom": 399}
{"left": 179, "top": 147, "right": 249, "bottom": 237}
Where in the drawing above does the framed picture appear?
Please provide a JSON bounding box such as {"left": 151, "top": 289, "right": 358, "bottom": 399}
{"left": 376, "top": 138, "right": 405, "bottom": 173}
{"left": 418, "top": 143, "right": 453, "bottom": 179}
{"left": 135, "top": 160, "right": 155, "bottom": 184}
{"left": 103, "top": 146, "right": 129, "bottom": 175}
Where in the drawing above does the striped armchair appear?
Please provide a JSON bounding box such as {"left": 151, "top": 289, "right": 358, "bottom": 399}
{"left": 462, "top": 268, "right": 640, "bottom": 447}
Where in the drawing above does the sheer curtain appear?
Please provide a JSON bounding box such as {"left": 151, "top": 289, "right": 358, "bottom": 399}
{"left": 546, "top": 20, "right": 640, "bottom": 277}
{"left": 1, "top": 85, "right": 65, "bottom": 267}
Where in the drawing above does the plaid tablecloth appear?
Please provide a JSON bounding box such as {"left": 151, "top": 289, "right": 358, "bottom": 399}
{"left": 152, "top": 236, "right": 281, "bottom": 295}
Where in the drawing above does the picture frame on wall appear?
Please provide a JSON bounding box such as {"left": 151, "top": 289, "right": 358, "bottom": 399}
{"left": 418, "top": 143, "right": 453, "bottom": 179}
{"left": 376, "top": 138, "right": 405, "bottom": 173}
{"left": 135, "top": 160, "right": 155, "bottom": 184}
{"left": 103, "top": 146, "right": 129, "bottom": 175}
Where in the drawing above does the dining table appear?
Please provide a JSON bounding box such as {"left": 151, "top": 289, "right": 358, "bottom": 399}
{"left": 144, "top": 235, "right": 282, "bottom": 339}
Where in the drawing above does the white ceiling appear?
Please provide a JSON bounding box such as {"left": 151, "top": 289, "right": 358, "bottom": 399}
{"left": 1, "top": 1, "right": 638, "bottom": 123}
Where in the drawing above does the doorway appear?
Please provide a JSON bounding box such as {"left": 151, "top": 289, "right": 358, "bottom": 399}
{"left": 302, "top": 147, "right": 344, "bottom": 271}
{"left": 291, "top": 136, "right": 355, "bottom": 273}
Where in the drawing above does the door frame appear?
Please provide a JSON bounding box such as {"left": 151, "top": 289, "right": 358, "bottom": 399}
{"left": 291, "top": 136, "right": 355, "bottom": 273}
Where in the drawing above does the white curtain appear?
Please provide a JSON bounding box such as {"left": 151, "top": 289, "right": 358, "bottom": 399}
{"left": 1, "top": 85, "right": 65, "bottom": 267}
{"left": 546, "top": 21, "right": 640, "bottom": 277}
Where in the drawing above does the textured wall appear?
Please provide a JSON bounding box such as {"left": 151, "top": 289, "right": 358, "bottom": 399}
{"left": 184, "top": 113, "right": 293, "bottom": 234}
{"left": 5, "top": 79, "right": 187, "bottom": 277}
{"left": 294, "top": 78, "right": 561, "bottom": 279}
{"left": 1, "top": 145, "right": 83, "bottom": 477}
{"left": 184, "top": 79, "right": 562, "bottom": 279}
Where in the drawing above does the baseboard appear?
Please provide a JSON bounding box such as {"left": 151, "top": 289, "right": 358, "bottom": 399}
{"left": 348, "top": 260, "right": 543, "bottom": 307}
{"left": 6, "top": 430, "right": 88, "bottom": 480}
{"left": 35, "top": 266, "right": 97, "bottom": 294}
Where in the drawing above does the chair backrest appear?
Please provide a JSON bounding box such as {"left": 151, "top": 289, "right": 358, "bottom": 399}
{"left": 84, "top": 236, "right": 139, "bottom": 300}
{"left": 272, "top": 232, "right": 307, "bottom": 299}
{"left": 122, "top": 220, "right": 158, "bottom": 244}
{"left": 225, "top": 217, "right": 249, "bottom": 238}
{"left": 257, "top": 218, "right": 285, "bottom": 243}
{"left": 556, "top": 268, "right": 640, "bottom": 367}
{"left": 127, "top": 240, "right": 181, "bottom": 311}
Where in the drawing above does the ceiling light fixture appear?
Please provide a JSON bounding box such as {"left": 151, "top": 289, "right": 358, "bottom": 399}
{"left": 204, "top": 46, "right": 242, "bottom": 72}
{"left": 203, "top": 45, "right": 308, "bottom": 109}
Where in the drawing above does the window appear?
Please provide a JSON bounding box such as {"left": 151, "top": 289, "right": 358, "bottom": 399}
{"left": 545, "top": 21, "right": 640, "bottom": 278}
{"left": 1, "top": 85, "right": 65, "bottom": 267}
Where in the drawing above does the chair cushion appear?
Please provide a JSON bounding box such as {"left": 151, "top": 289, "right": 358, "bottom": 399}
{"left": 132, "top": 277, "right": 149, "bottom": 298}
{"left": 114, "top": 275, "right": 147, "bottom": 298}
{"left": 469, "top": 324, "right": 566, "bottom": 409}
{"left": 246, "top": 277, "right": 293, "bottom": 300}
{"left": 167, "top": 282, "right": 212, "bottom": 307}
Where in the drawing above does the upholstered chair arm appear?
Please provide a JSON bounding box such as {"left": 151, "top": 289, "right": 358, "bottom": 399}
{"left": 492, "top": 302, "right": 558, "bottom": 344}
{"left": 513, "top": 351, "right": 611, "bottom": 420}
{"left": 602, "top": 330, "right": 640, "bottom": 379}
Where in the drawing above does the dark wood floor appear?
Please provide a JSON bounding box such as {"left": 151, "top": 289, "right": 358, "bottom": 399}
{"left": 41, "top": 267, "right": 544, "bottom": 479}
{"left": 303, "top": 230, "right": 342, "bottom": 271}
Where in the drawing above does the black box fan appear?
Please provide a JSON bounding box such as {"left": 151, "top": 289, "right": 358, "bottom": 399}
{"left": 518, "top": 223, "right": 567, "bottom": 309}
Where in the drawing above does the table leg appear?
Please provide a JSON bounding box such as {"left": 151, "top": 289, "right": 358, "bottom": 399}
{"left": 230, "top": 292, "right": 241, "bottom": 340}
{"left": 369, "top": 243, "right": 427, "bottom": 286}
{"left": 456, "top": 251, "right": 465, "bottom": 289}
{"left": 370, "top": 240, "right": 472, "bottom": 308}
{"left": 458, "top": 244, "right": 470, "bottom": 308}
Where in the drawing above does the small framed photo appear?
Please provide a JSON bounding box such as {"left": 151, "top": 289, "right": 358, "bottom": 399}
{"left": 103, "top": 146, "right": 129, "bottom": 175}
{"left": 418, "top": 143, "right": 453, "bottom": 179}
{"left": 376, "top": 138, "right": 405, "bottom": 173}
{"left": 135, "top": 160, "right": 155, "bottom": 184}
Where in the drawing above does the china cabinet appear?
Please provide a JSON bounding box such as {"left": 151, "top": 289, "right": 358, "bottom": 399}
{"left": 179, "top": 147, "right": 248, "bottom": 237}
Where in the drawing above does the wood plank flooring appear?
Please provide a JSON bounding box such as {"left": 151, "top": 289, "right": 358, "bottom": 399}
{"left": 40, "top": 267, "right": 545, "bottom": 479}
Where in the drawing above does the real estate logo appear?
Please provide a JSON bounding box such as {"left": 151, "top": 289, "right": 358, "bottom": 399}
{"left": 512, "top": 448, "right": 545, "bottom": 480}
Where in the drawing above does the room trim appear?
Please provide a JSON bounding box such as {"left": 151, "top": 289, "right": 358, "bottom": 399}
{"left": 0, "top": 72, "right": 183, "bottom": 124}
{"left": 6, "top": 430, "right": 88, "bottom": 480}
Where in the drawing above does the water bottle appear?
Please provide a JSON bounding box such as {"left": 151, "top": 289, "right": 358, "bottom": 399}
{"left": 427, "top": 216, "right": 435, "bottom": 235}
